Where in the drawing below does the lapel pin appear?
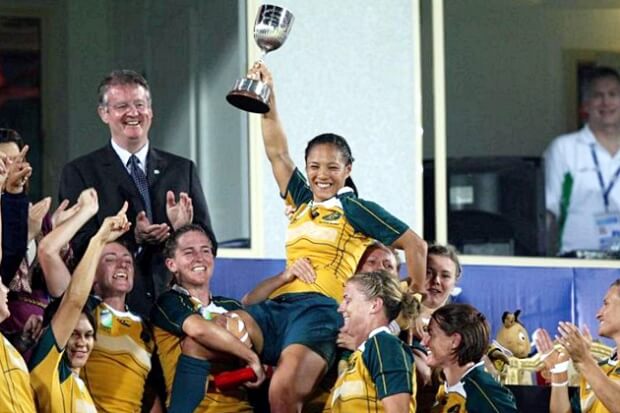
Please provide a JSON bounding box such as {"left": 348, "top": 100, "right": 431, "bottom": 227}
{"left": 154, "top": 169, "right": 160, "bottom": 175}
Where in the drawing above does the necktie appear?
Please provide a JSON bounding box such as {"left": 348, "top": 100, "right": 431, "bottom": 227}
{"left": 128, "top": 155, "right": 153, "bottom": 220}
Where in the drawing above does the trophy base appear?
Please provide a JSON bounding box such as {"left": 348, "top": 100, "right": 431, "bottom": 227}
{"left": 226, "top": 78, "right": 271, "bottom": 114}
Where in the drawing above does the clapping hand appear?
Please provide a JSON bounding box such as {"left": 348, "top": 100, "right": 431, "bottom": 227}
{"left": 557, "top": 322, "right": 592, "bottom": 365}
{"left": 534, "top": 328, "right": 569, "bottom": 370}
{"left": 51, "top": 199, "right": 81, "bottom": 229}
{"left": 28, "top": 197, "right": 52, "bottom": 241}
{"left": 134, "top": 211, "right": 170, "bottom": 245}
{"left": 76, "top": 187, "right": 100, "bottom": 218}
{"left": 166, "top": 190, "right": 194, "bottom": 230}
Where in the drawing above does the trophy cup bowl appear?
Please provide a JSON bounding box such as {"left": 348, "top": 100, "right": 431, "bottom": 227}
{"left": 227, "top": 4, "right": 294, "bottom": 113}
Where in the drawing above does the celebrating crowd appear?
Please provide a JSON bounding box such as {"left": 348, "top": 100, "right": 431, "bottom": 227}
{"left": 0, "top": 63, "right": 619, "bottom": 413}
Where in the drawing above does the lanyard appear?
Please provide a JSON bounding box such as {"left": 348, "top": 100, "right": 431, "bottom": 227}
{"left": 590, "top": 144, "right": 620, "bottom": 211}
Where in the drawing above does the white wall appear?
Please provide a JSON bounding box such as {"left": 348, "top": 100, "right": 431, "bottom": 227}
{"left": 8, "top": 0, "right": 421, "bottom": 259}
{"left": 258, "top": 0, "right": 421, "bottom": 257}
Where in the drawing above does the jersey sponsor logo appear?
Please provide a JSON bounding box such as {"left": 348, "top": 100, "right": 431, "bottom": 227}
{"left": 321, "top": 211, "right": 342, "bottom": 222}
{"left": 330, "top": 380, "right": 366, "bottom": 406}
{"left": 100, "top": 309, "right": 113, "bottom": 329}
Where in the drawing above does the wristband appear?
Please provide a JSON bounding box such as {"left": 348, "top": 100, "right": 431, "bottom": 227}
{"left": 551, "top": 381, "right": 569, "bottom": 387}
{"left": 550, "top": 360, "right": 569, "bottom": 374}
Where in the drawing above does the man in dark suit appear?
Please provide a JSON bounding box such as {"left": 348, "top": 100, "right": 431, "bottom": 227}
{"left": 58, "top": 69, "right": 213, "bottom": 319}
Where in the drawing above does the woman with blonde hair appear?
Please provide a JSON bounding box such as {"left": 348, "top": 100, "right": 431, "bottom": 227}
{"left": 327, "top": 271, "right": 420, "bottom": 412}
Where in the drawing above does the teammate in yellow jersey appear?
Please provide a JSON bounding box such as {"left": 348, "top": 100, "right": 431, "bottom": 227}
{"left": 29, "top": 189, "right": 130, "bottom": 413}
{"left": 424, "top": 304, "right": 517, "bottom": 413}
{"left": 0, "top": 279, "right": 36, "bottom": 413}
{"left": 230, "top": 63, "right": 427, "bottom": 413}
{"left": 536, "top": 279, "right": 620, "bottom": 413}
{"left": 151, "top": 224, "right": 264, "bottom": 413}
{"left": 82, "top": 241, "right": 155, "bottom": 413}
{"left": 326, "top": 271, "right": 419, "bottom": 413}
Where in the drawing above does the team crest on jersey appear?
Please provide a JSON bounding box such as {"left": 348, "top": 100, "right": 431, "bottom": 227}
{"left": 322, "top": 211, "right": 342, "bottom": 222}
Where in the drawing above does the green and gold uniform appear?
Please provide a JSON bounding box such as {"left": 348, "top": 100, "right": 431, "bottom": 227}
{"left": 326, "top": 327, "right": 416, "bottom": 413}
{"left": 151, "top": 284, "right": 252, "bottom": 412}
{"left": 431, "top": 362, "right": 517, "bottom": 413}
{"left": 571, "top": 354, "right": 619, "bottom": 413}
{"left": 0, "top": 334, "right": 36, "bottom": 413}
{"left": 271, "top": 168, "right": 409, "bottom": 302}
{"left": 247, "top": 169, "right": 409, "bottom": 367}
{"left": 29, "top": 327, "right": 97, "bottom": 413}
{"left": 81, "top": 296, "right": 154, "bottom": 413}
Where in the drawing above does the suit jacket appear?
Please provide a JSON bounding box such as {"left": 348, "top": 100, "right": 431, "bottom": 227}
{"left": 58, "top": 143, "right": 213, "bottom": 318}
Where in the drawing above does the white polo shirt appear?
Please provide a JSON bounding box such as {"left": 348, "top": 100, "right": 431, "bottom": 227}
{"left": 544, "top": 125, "right": 620, "bottom": 253}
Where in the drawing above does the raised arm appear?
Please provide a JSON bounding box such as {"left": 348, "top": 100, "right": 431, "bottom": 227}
{"left": 535, "top": 328, "right": 572, "bottom": 413}
{"left": 250, "top": 62, "right": 295, "bottom": 195}
{"left": 37, "top": 190, "right": 94, "bottom": 297}
{"left": 557, "top": 322, "right": 620, "bottom": 413}
{"left": 49, "top": 197, "right": 130, "bottom": 348}
{"left": 391, "top": 229, "right": 427, "bottom": 294}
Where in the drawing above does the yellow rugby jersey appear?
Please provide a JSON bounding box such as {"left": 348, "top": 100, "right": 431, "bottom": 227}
{"left": 326, "top": 327, "right": 416, "bottom": 413}
{"left": 29, "top": 327, "right": 97, "bottom": 413}
{"left": 0, "top": 334, "right": 36, "bottom": 413}
{"left": 272, "top": 169, "right": 409, "bottom": 302}
{"left": 431, "top": 362, "right": 517, "bottom": 413}
{"left": 81, "top": 296, "right": 154, "bottom": 413}
{"left": 575, "top": 355, "right": 620, "bottom": 413}
{"left": 151, "top": 285, "right": 252, "bottom": 413}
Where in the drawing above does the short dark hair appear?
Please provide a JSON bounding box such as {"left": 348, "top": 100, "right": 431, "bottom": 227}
{"left": 582, "top": 66, "right": 620, "bottom": 102}
{"left": 0, "top": 128, "right": 25, "bottom": 150}
{"left": 42, "top": 297, "right": 98, "bottom": 340}
{"left": 163, "top": 224, "right": 218, "bottom": 259}
{"left": 97, "top": 69, "right": 151, "bottom": 107}
{"left": 428, "top": 243, "right": 462, "bottom": 279}
{"left": 304, "top": 133, "right": 358, "bottom": 196}
{"left": 431, "top": 303, "right": 490, "bottom": 366}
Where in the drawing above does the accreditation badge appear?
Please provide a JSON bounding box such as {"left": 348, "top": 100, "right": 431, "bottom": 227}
{"left": 595, "top": 212, "right": 620, "bottom": 250}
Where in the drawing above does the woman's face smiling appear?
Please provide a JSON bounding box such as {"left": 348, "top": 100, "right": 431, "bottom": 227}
{"left": 423, "top": 254, "right": 458, "bottom": 309}
{"left": 305, "top": 143, "right": 351, "bottom": 202}
{"left": 66, "top": 313, "right": 95, "bottom": 371}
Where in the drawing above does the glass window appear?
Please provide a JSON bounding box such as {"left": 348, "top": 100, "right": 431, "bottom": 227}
{"left": 423, "top": 0, "right": 620, "bottom": 259}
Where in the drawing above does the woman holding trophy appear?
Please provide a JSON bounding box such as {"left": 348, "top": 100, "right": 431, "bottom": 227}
{"left": 235, "top": 61, "right": 427, "bottom": 412}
